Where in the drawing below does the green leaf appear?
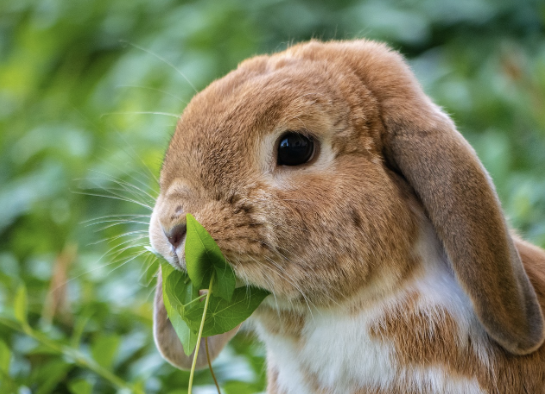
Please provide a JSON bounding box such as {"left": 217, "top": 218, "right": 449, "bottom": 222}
{"left": 27, "top": 344, "right": 61, "bottom": 356}
{"left": 70, "top": 311, "right": 92, "bottom": 349}
{"left": 132, "top": 380, "right": 146, "bottom": 394}
{"left": 161, "top": 263, "right": 199, "bottom": 356}
{"left": 184, "top": 287, "right": 270, "bottom": 337}
{"left": 0, "top": 340, "right": 10, "bottom": 373}
{"left": 185, "top": 214, "right": 236, "bottom": 301}
{"left": 211, "top": 254, "right": 237, "bottom": 303}
{"left": 32, "top": 359, "right": 71, "bottom": 394}
{"left": 223, "top": 380, "right": 262, "bottom": 394}
{"left": 91, "top": 334, "right": 120, "bottom": 369}
{"left": 68, "top": 379, "right": 93, "bottom": 394}
{"left": 13, "top": 285, "right": 27, "bottom": 325}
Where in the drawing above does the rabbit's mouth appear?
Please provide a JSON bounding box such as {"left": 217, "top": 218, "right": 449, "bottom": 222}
{"left": 169, "top": 250, "right": 185, "bottom": 271}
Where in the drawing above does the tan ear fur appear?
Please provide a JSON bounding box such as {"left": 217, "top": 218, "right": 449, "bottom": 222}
{"left": 290, "top": 39, "right": 545, "bottom": 355}
{"left": 153, "top": 267, "right": 239, "bottom": 370}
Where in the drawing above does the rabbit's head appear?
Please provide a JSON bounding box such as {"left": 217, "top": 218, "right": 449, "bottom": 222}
{"left": 150, "top": 39, "right": 544, "bottom": 356}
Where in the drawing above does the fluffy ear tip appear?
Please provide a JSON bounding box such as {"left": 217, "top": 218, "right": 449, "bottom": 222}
{"left": 499, "top": 315, "right": 545, "bottom": 356}
{"left": 522, "top": 323, "right": 545, "bottom": 355}
{"left": 508, "top": 334, "right": 545, "bottom": 356}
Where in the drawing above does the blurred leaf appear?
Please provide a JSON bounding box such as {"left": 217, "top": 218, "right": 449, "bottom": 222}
{"left": 223, "top": 380, "right": 262, "bottom": 394}
{"left": 91, "top": 334, "right": 120, "bottom": 369}
{"left": 27, "top": 344, "right": 62, "bottom": 356}
{"left": 132, "top": 380, "right": 146, "bottom": 394}
{"left": 68, "top": 379, "right": 93, "bottom": 394}
{"left": 14, "top": 284, "right": 27, "bottom": 325}
{"left": 70, "top": 312, "right": 92, "bottom": 349}
{"left": 32, "top": 359, "right": 71, "bottom": 394}
{"left": 0, "top": 340, "right": 10, "bottom": 373}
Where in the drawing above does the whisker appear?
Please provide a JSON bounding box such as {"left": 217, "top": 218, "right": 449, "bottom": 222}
{"left": 236, "top": 246, "right": 315, "bottom": 316}
{"left": 234, "top": 254, "right": 286, "bottom": 320}
{"left": 263, "top": 255, "right": 315, "bottom": 316}
{"left": 99, "top": 229, "right": 149, "bottom": 238}
{"left": 88, "top": 231, "right": 149, "bottom": 247}
{"left": 101, "top": 238, "right": 149, "bottom": 261}
{"left": 84, "top": 217, "right": 149, "bottom": 227}
{"left": 57, "top": 242, "right": 149, "bottom": 289}
{"left": 73, "top": 190, "right": 153, "bottom": 211}
{"left": 105, "top": 131, "right": 161, "bottom": 186}
{"left": 86, "top": 170, "right": 158, "bottom": 204}
{"left": 83, "top": 184, "right": 154, "bottom": 208}
{"left": 123, "top": 41, "right": 198, "bottom": 93}
{"left": 103, "top": 240, "right": 150, "bottom": 267}
{"left": 91, "top": 221, "right": 150, "bottom": 232}
{"left": 115, "top": 84, "right": 187, "bottom": 104}
{"left": 83, "top": 214, "right": 151, "bottom": 224}
{"left": 100, "top": 111, "right": 180, "bottom": 119}
{"left": 110, "top": 249, "right": 150, "bottom": 272}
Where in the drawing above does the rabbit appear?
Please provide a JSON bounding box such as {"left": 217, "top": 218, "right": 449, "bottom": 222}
{"left": 148, "top": 39, "right": 545, "bottom": 394}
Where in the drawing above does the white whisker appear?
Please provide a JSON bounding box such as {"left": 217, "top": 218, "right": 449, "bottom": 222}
{"left": 91, "top": 221, "right": 150, "bottom": 232}
{"left": 87, "top": 231, "right": 148, "bottom": 248}
{"left": 115, "top": 84, "right": 187, "bottom": 104}
{"left": 105, "top": 131, "right": 161, "bottom": 186}
{"left": 86, "top": 170, "right": 158, "bottom": 204}
{"left": 123, "top": 41, "right": 198, "bottom": 93}
{"left": 83, "top": 214, "right": 151, "bottom": 224}
{"left": 73, "top": 190, "right": 153, "bottom": 211}
{"left": 100, "top": 111, "right": 180, "bottom": 119}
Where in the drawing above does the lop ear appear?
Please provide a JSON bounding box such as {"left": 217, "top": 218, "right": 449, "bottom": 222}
{"left": 293, "top": 39, "right": 545, "bottom": 355}
{"left": 153, "top": 267, "right": 239, "bottom": 370}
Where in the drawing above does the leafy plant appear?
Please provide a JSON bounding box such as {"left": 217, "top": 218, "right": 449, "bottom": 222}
{"left": 1, "top": 0, "right": 544, "bottom": 392}
{"left": 148, "top": 214, "right": 270, "bottom": 393}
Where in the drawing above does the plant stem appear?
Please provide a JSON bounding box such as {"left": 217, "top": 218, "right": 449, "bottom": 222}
{"left": 206, "top": 337, "right": 221, "bottom": 394}
{"left": 188, "top": 273, "right": 214, "bottom": 394}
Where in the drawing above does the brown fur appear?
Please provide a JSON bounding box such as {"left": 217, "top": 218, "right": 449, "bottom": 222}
{"left": 369, "top": 238, "right": 545, "bottom": 393}
{"left": 281, "top": 40, "right": 544, "bottom": 354}
{"left": 149, "top": 39, "right": 545, "bottom": 392}
{"left": 253, "top": 306, "right": 306, "bottom": 338}
{"left": 155, "top": 42, "right": 421, "bottom": 308}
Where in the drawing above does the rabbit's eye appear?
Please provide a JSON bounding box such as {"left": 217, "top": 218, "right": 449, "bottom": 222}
{"left": 277, "top": 132, "right": 315, "bottom": 166}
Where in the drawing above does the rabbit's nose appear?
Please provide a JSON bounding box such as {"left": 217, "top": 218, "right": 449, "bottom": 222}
{"left": 164, "top": 223, "right": 187, "bottom": 251}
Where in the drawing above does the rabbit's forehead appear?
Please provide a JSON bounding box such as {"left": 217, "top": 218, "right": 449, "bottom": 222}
{"left": 160, "top": 63, "right": 370, "bottom": 192}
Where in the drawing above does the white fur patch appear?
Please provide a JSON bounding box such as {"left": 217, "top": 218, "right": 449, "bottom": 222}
{"left": 401, "top": 367, "right": 484, "bottom": 394}
{"left": 255, "top": 306, "right": 397, "bottom": 394}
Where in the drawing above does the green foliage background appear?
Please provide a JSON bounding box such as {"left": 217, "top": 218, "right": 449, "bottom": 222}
{"left": 0, "top": 0, "right": 544, "bottom": 393}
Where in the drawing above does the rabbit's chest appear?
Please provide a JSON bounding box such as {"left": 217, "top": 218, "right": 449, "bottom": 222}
{"left": 257, "top": 311, "right": 486, "bottom": 394}
{"left": 257, "top": 309, "right": 397, "bottom": 393}
{"left": 254, "top": 278, "right": 489, "bottom": 394}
